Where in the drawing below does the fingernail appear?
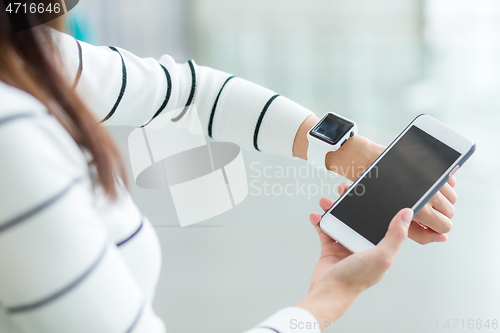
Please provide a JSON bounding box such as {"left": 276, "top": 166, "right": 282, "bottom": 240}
{"left": 401, "top": 209, "right": 413, "bottom": 226}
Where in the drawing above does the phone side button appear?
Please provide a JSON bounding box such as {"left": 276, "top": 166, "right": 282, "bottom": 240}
{"left": 449, "top": 165, "right": 460, "bottom": 178}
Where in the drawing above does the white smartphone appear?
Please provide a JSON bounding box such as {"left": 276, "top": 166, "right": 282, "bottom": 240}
{"left": 319, "top": 114, "right": 475, "bottom": 253}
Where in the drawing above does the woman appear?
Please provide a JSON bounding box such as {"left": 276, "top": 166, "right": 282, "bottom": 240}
{"left": 0, "top": 7, "right": 457, "bottom": 333}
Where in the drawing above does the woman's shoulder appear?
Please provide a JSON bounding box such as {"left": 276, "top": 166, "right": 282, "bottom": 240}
{"left": 0, "top": 81, "right": 93, "bottom": 224}
{"left": 0, "top": 80, "right": 89, "bottom": 175}
{"left": 0, "top": 81, "right": 47, "bottom": 118}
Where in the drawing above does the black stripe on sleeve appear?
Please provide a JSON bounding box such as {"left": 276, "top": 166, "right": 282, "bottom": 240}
{"left": 140, "top": 64, "right": 172, "bottom": 128}
{"left": 256, "top": 327, "right": 281, "bottom": 333}
{"left": 116, "top": 218, "right": 144, "bottom": 247}
{"left": 208, "top": 75, "right": 235, "bottom": 138}
{"left": 100, "top": 46, "right": 128, "bottom": 123}
{"left": 6, "top": 242, "right": 108, "bottom": 314}
{"left": 0, "top": 113, "right": 34, "bottom": 128}
{"left": 253, "top": 94, "right": 280, "bottom": 151}
{"left": 125, "top": 302, "right": 145, "bottom": 333}
{"left": 171, "top": 60, "right": 197, "bottom": 123}
{"left": 0, "top": 177, "right": 84, "bottom": 235}
{"left": 71, "top": 39, "right": 83, "bottom": 90}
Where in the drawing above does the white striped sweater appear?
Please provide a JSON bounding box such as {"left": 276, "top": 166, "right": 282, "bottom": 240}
{"left": 0, "top": 30, "right": 319, "bottom": 333}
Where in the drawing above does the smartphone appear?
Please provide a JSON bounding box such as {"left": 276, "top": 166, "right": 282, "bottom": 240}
{"left": 319, "top": 114, "right": 475, "bottom": 253}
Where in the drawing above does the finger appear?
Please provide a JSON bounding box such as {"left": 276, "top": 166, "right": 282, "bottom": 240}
{"left": 408, "top": 221, "right": 448, "bottom": 244}
{"left": 310, "top": 213, "right": 338, "bottom": 247}
{"left": 439, "top": 182, "right": 458, "bottom": 205}
{"left": 448, "top": 176, "right": 457, "bottom": 188}
{"left": 337, "top": 183, "right": 349, "bottom": 196}
{"left": 319, "top": 197, "right": 334, "bottom": 212}
{"left": 378, "top": 208, "right": 413, "bottom": 257}
{"left": 309, "top": 213, "right": 325, "bottom": 237}
{"left": 430, "top": 191, "right": 455, "bottom": 219}
{"left": 309, "top": 212, "right": 322, "bottom": 228}
{"left": 318, "top": 183, "right": 349, "bottom": 212}
{"left": 414, "top": 202, "right": 453, "bottom": 234}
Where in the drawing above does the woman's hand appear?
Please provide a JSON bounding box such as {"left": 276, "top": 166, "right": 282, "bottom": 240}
{"left": 410, "top": 176, "right": 456, "bottom": 244}
{"left": 296, "top": 184, "right": 413, "bottom": 329}
{"left": 326, "top": 139, "right": 457, "bottom": 245}
{"left": 293, "top": 115, "right": 458, "bottom": 245}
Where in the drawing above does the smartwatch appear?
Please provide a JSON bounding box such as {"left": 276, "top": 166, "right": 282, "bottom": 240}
{"left": 307, "top": 113, "right": 357, "bottom": 171}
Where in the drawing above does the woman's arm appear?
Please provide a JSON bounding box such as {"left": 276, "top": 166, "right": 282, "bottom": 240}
{"left": 55, "top": 31, "right": 312, "bottom": 158}
{"left": 241, "top": 187, "right": 414, "bottom": 333}
{"left": 296, "top": 186, "right": 414, "bottom": 331}
{"left": 55, "top": 31, "right": 456, "bottom": 243}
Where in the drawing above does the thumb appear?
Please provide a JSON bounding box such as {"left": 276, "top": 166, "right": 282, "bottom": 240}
{"left": 378, "top": 208, "right": 413, "bottom": 256}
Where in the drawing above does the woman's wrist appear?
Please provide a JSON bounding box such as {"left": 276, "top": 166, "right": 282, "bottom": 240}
{"left": 293, "top": 114, "right": 385, "bottom": 182}
{"left": 292, "top": 114, "right": 319, "bottom": 160}
{"left": 326, "top": 135, "right": 384, "bottom": 181}
{"left": 295, "top": 282, "right": 359, "bottom": 329}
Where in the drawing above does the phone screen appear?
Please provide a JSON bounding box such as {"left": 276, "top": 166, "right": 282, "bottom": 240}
{"left": 330, "top": 125, "right": 461, "bottom": 245}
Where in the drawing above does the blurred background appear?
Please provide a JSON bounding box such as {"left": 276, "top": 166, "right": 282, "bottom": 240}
{"left": 55, "top": 0, "right": 500, "bottom": 332}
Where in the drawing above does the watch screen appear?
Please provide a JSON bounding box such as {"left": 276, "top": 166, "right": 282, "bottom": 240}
{"left": 310, "top": 113, "right": 354, "bottom": 145}
{"left": 330, "top": 126, "right": 461, "bottom": 245}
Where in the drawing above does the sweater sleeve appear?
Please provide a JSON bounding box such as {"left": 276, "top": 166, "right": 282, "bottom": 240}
{"left": 243, "top": 307, "right": 321, "bottom": 333}
{"left": 0, "top": 89, "right": 165, "bottom": 333}
{"left": 55, "top": 31, "right": 313, "bottom": 158}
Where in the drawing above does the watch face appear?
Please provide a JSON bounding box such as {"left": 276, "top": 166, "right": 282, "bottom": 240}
{"left": 310, "top": 113, "right": 355, "bottom": 145}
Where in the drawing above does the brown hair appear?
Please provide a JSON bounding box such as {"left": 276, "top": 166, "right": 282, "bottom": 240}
{"left": 0, "top": 9, "right": 126, "bottom": 199}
